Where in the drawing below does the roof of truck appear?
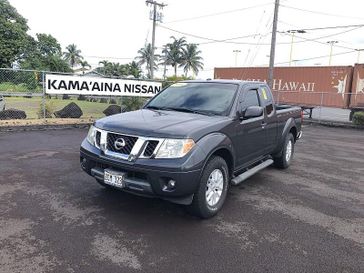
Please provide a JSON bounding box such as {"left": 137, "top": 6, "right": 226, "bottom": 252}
{"left": 182, "top": 79, "right": 267, "bottom": 86}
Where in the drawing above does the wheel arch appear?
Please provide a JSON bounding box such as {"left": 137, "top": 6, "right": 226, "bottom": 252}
{"left": 197, "top": 132, "right": 235, "bottom": 179}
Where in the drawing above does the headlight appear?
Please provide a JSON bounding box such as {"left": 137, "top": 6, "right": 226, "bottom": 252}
{"left": 155, "top": 138, "right": 195, "bottom": 158}
{"left": 87, "top": 125, "right": 97, "bottom": 146}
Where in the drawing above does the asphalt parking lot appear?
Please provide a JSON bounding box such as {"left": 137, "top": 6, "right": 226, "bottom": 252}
{"left": 0, "top": 125, "right": 363, "bottom": 273}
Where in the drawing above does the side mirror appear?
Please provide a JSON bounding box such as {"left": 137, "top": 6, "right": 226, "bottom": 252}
{"left": 242, "top": 106, "right": 263, "bottom": 119}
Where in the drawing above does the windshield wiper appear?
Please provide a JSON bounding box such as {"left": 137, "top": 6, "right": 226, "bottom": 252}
{"left": 146, "top": 105, "right": 215, "bottom": 116}
{"left": 163, "top": 107, "right": 214, "bottom": 116}
{"left": 145, "top": 106, "right": 168, "bottom": 110}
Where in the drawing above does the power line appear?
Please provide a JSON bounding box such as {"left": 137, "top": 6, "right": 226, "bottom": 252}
{"left": 163, "top": 1, "right": 274, "bottom": 24}
{"left": 159, "top": 23, "right": 364, "bottom": 46}
{"left": 279, "top": 20, "right": 360, "bottom": 47}
{"left": 198, "top": 33, "right": 267, "bottom": 45}
{"left": 285, "top": 23, "right": 364, "bottom": 32}
{"left": 158, "top": 24, "right": 270, "bottom": 45}
{"left": 280, "top": 4, "right": 364, "bottom": 21}
{"left": 278, "top": 27, "right": 363, "bottom": 50}
{"left": 274, "top": 50, "right": 356, "bottom": 65}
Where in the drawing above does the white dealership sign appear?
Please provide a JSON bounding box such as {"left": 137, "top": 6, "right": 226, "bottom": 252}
{"left": 45, "top": 74, "right": 162, "bottom": 97}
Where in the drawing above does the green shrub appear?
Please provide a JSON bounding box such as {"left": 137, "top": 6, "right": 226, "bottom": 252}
{"left": 77, "top": 95, "right": 87, "bottom": 101}
{"left": 352, "top": 111, "right": 364, "bottom": 125}
{"left": 0, "top": 82, "right": 29, "bottom": 92}
{"left": 37, "top": 101, "right": 54, "bottom": 118}
{"left": 122, "top": 97, "right": 147, "bottom": 112}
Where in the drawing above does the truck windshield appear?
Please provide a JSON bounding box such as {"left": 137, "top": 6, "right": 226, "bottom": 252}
{"left": 145, "top": 82, "right": 238, "bottom": 116}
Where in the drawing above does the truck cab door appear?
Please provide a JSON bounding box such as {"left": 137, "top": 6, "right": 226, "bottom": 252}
{"left": 234, "top": 88, "right": 266, "bottom": 168}
{"left": 258, "top": 85, "right": 278, "bottom": 153}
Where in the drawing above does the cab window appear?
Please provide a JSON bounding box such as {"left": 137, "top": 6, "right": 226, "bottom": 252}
{"left": 242, "top": 89, "right": 260, "bottom": 110}
{"left": 259, "top": 86, "right": 274, "bottom": 115}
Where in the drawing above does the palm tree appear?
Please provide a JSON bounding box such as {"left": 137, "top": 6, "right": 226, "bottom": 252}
{"left": 127, "top": 61, "right": 142, "bottom": 78}
{"left": 136, "top": 43, "right": 159, "bottom": 78}
{"left": 99, "top": 60, "right": 110, "bottom": 67}
{"left": 63, "top": 44, "right": 82, "bottom": 69}
{"left": 162, "top": 36, "right": 187, "bottom": 77}
{"left": 179, "top": 43, "right": 204, "bottom": 76}
{"left": 79, "top": 60, "right": 91, "bottom": 74}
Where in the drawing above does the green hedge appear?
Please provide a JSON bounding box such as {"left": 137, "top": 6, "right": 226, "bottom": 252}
{"left": 352, "top": 111, "right": 364, "bottom": 125}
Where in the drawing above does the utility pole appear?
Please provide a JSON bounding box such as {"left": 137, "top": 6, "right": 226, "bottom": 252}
{"left": 233, "top": 50, "right": 241, "bottom": 67}
{"left": 268, "top": 0, "right": 280, "bottom": 89}
{"left": 146, "top": 0, "right": 166, "bottom": 79}
{"left": 163, "top": 45, "right": 167, "bottom": 79}
{"left": 287, "top": 29, "right": 306, "bottom": 66}
{"left": 327, "top": 41, "right": 338, "bottom": 65}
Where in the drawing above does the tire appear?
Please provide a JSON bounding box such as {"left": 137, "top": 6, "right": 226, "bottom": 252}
{"left": 273, "top": 133, "right": 294, "bottom": 169}
{"left": 188, "top": 156, "right": 229, "bottom": 219}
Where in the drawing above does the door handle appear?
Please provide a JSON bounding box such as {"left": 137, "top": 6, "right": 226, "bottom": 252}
{"left": 261, "top": 121, "right": 267, "bottom": 128}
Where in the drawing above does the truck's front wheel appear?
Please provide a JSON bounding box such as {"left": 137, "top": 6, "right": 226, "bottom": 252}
{"left": 188, "top": 156, "right": 229, "bottom": 219}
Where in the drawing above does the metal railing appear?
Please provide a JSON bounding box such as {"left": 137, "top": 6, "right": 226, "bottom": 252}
{"left": 273, "top": 90, "right": 364, "bottom": 122}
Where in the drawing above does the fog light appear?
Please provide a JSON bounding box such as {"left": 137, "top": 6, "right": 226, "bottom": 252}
{"left": 168, "top": 180, "right": 176, "bottom": 188}
{"left": 162, "top": 179, "right": 176, "bottom": 191}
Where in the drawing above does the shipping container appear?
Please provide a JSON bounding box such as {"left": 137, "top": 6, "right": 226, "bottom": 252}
{"left": 214, "top": 66, "right": 354, "bottom": 108}
{"left": 350, "top": 64, "right": 364, "bottom": 109}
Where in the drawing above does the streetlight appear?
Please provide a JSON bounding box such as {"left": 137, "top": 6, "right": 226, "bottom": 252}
{"left": 233, "top": 49, "right": 241, "bottom": 67}
{"left": 287, "top": 29, "right": 306, "bottom": 66}
{"left": 327, "top": 41, "right": 338, "bottom": 65}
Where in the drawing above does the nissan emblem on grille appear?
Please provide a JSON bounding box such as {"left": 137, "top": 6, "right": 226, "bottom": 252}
{"left": 114, "top": 138, "right": 126, "bottom": 150}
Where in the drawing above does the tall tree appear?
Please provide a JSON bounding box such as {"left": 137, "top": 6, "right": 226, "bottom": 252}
{"left": 0, "top": 0, "right": 29, "bottom": 67}
{"left": 136, "top": 43, "right": 159, "bottom": 78}
{"left": 20, "top": 33, "right": 71, "bottom": 72}
{"left": 63, "top": 44, "right": 82, "bottom": 69}
{"left": 180, "top": 43, "right": 204, "bottom": 76}
{"left": 79, "top": 60, "right": 91, "bottom": 74}
{"left": 162, "top": 36, "right": 187, "bottom": 77}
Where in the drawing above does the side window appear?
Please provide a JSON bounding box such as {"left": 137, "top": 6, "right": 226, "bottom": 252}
{"left": 242, "top": 90, "right": 260, "bottom": 110}
{"left": 259, "top": 86, "right": 274, "bottom": 115}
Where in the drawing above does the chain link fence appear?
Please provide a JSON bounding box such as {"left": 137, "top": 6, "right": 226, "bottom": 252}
{"left": 0, "top": 67, "right": 363, "bottom": 123}
{"left": 0, "top": 68, "right": 173, "bottom": 122}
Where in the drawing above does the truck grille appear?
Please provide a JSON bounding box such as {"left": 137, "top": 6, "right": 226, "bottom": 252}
{"left": 143, "top": 140, "right": 159, "bottom": 157}
{"left": 107, "top": 133, "right": 138, "bottom": 155}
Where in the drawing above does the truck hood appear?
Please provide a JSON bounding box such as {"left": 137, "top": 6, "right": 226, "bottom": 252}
{"left": 95, "top": 109, "right": 231, "bottom": 140}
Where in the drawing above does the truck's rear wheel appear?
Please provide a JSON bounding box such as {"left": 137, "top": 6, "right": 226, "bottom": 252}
{"left": 273, "top": 133, "right": 294, "bottom": 169}
{"left": 188, "top": 156, "right": 229, "bottom": 219}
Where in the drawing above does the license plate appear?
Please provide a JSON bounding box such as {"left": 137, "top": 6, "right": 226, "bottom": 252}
{"left": 104, "top": 169, "right": 125, "bottom": 188}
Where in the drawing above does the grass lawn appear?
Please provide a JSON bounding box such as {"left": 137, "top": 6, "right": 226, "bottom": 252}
{"left": 5, "top": 97, "right": 112, "bottom": 119}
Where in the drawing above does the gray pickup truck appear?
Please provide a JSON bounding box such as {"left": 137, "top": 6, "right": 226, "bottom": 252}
{"left": 80, "top": 80, "right": 302, "bottom": 218}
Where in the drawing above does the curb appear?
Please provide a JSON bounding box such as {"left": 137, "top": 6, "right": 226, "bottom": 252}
{"left": 303, "top": 119, "right": 364, "bottom": 130}
{"left": 0, "top": 122, "right": 92, "bottom": 132}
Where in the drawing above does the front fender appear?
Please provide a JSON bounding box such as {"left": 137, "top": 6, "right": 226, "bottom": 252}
{"left": 196, "top": 132, "right": 235, "bottom": 170}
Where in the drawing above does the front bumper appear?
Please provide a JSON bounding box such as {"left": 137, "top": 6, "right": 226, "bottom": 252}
{"left": 80, "top": 139, "right": 204, "bottom": 205}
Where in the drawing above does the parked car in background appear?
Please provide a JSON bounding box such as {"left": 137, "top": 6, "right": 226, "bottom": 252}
{"left": 80, "top": 80, "right": 302, "bottom": 218}
{"left": 0, "top": 95, "right": 5, "bottom": 111}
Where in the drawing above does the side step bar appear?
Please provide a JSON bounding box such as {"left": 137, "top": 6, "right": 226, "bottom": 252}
{"left": 231, "top": 159, "right": 274, "bottom": 186}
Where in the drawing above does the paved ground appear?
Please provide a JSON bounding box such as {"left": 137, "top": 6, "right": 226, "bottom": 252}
{"left": 0, "top": 126, "right": 363, "bottom": 273}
